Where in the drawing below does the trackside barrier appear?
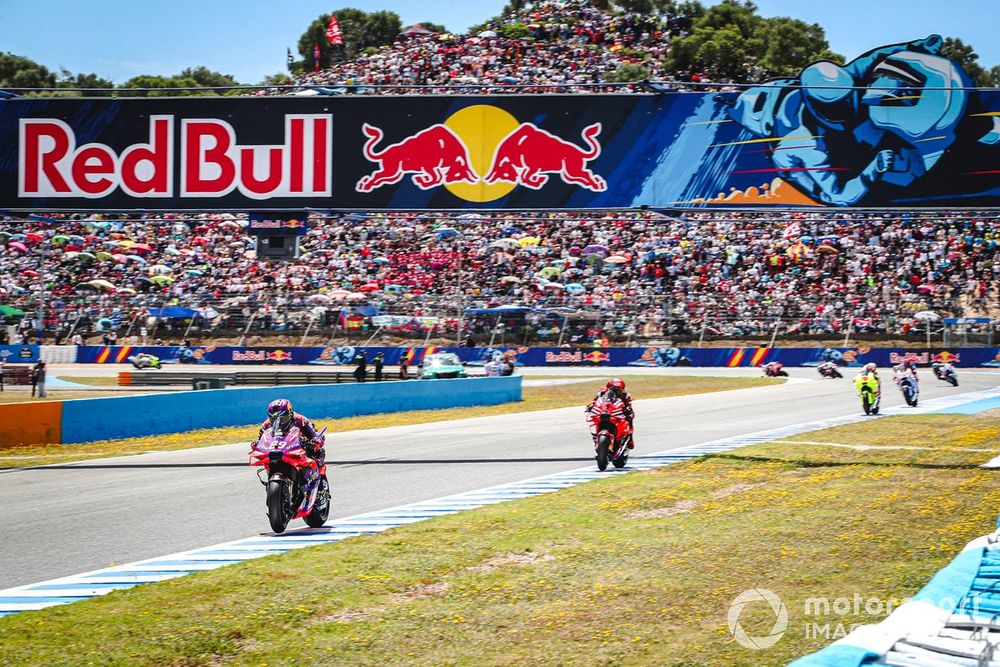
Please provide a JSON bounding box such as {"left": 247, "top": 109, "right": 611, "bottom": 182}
{"left": 73, "top": 345, "right": 1000, "bottom": 368}
{"left": 58, "top": 376, "right": 521, "bottom": 445}
{"left": 0, "top": 401, "right": 63, "bottom": 446}
{"left": 791, "top": 514, "right": 1000, "bottom": 666}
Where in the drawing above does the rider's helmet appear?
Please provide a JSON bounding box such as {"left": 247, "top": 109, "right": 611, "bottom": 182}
{"left": 864, "top": 363, "right": 877, "bottom": 374}
{"left": 267, "top": 399, "right": 295, "bottom": 432}
{"left": 904, "top": 360, "right": 917, "bottom": 372}
{"left": 606, "top": 378, "right": 626, "bottom": 398}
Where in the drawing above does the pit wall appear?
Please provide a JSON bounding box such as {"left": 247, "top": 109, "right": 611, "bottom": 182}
{"left": 0, "top": 376, "right": 522, "bottom": 446}
{"left": 2, "top": 344, "right": 996, "bottom": 369}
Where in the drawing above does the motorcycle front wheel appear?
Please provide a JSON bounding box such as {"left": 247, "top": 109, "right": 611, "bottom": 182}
{"left": 862, "top": 390, "right": 873, "bottom": 415}
{"left": 267, "top": 477, "right": 291, "bottom": 533}
{"left": 596, "top": 434, "right": 610, "bottom": 471}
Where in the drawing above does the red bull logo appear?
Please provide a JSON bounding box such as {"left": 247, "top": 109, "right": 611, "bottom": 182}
{"left": 932, "top": 351, "right": 960, "bottom": 363}
{"left": 584, "top": 351, "right": 610, "bottom": 364}
{"left": 355, "top": 105, "right": 606, "bottom": 203}
{"left": 267, "top": 350, "right": 292, "bottom": 362}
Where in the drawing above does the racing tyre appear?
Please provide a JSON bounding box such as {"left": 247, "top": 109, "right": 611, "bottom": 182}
{"left": 903, "top": 387, "right": 918, "bottom": 407}
{"left": 596, "top": 434, "right": 610, "bottom": 471}
{"left": 862, "top": 390, "right": 873, "bottom": 415}
{"left": 778, "top": 370, "right": 788, "bottom": 377}
{"left": 949, "top": 376, "right": 958, "bottom": 387}
{"left": 832, "top": 369, "right": 843, "bottom": 379}
{"left": 304, "top": 476, "right": 331, "bottom": 528}
{"left": 267, "top": 477, "right": 291, "bottom": 534}
{"left": 612, "top": 449, "right": 628, "bottom": 469}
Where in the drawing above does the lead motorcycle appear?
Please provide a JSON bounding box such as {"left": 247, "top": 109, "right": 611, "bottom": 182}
{"left": 856, "top": 374, "right": 881, "bottom": 415}
{"left": 587, "top": 396, "right": 632, "bottom": 471}
{"left": 249, "top": 424, "right": 330, "bottom": 533}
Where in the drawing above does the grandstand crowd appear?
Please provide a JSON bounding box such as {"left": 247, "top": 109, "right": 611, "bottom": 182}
{"left": 0, "top": 211, "right": 996, "bottom": 344}
{"left": 265, "top": 0, "right": 719, "bottom": 95}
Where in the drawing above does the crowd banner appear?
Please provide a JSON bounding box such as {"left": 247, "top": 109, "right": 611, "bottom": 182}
{"left": 0, "top": 345, "right": 41, "bottom": 364}
{"left": 74, "top": 345, "right": 1000, "bottom": 369}
{"left": 3, "top": 36, "right": 999, "bottom": 212}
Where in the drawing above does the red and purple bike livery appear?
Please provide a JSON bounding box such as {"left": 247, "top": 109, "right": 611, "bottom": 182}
{"left": 249, "top": 425, "right": 330, "bottom": 533}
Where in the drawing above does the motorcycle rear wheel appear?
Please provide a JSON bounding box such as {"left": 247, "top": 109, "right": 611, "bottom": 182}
{"left": 612, "top": 449, "right": 628, "bottom": 469}
{"left": 596, "top": 434, "right": 610, "bottom": 471}
{"left": 862, "top": 390, "right": 872, "bottom": 415}
{"left": 949, "top": 377, "right": 958, "bottom": 387}
{"left": 304, "top": 476, "right": 331, "bottom": 528}
{"left": 267, "top": 478, "right": 290, "bottom": 533}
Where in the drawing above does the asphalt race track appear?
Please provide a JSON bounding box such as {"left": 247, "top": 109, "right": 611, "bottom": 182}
{"left": 2, "top": 368, "right": 997, "bottom": 589}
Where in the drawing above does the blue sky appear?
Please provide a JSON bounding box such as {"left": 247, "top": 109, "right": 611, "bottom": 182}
{"left": 0, "top": 0, "right": 996, "bottom": 84}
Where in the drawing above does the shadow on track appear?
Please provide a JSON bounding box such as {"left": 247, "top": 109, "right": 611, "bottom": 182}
{"left": 9, "top": 456, "right": 610, "bottom": 471}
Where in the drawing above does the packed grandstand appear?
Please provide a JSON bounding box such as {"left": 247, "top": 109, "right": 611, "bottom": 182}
{"left": 0, "top": 210, "right": 996, "bottom": 344}
{"left": 0, "top": 0, "right": 997, "bottom": 346}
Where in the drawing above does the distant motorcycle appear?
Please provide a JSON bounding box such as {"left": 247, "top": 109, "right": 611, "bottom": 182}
{"left": 818, "top": 363, "right": 843, "bottom": 379}
{"left": 249, "top": 425, "right": 329, "bottom": 533}
{"left": 587, "top": 396, "right": 632, "bottom": 471}
{"left": 762, "top": 362, "right": 788, "bottom": 377}
{"left": 931, "top": 362, "right": 959, "bottom": 387}
{"left": 856, "top": 375, "right": 881, "bottom": 415}
{"left": 896, "top": 371, "right": 920, "bottom": 407}
{"left": 128, "top": 353, "right": 161, "bottom": 370}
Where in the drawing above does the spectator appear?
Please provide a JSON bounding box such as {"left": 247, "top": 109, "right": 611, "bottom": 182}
{"left": 31, "top": 360, "right": 46, "bottom": 398}
{"left": 354, "top": 350, "right": 367, "bottom": 382}
{"left": 374, "top": 352, "right": 384, "bottom": 381}
{"left": 399, "top": 355, "right": 409, "bottom": 380}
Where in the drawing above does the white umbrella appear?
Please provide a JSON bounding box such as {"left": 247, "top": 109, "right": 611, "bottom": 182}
{"left": 913, "top": 310, "right": 939, "bottom": 321}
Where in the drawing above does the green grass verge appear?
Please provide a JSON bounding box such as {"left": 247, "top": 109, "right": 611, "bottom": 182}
{"left": 0, "top": 376, "right": 777, "bottom": 469}
{"left": 56, "top": 376, "right": 120, "bottom": 387}
{"left": 0, "top": 390, "right": 139, "bottom": 404}
{"left": 1, "top": 413, "right": 997, "bottom": 666}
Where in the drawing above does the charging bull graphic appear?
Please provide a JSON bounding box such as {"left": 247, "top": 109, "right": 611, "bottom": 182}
{"left": 724, "top": 34, "right": 999, "bottom": 206}
{"left": 484, "top": 122, "right": 606, "bottom": 192}
{"left": 356, "top": 123, "right": 478, "bottom": 192}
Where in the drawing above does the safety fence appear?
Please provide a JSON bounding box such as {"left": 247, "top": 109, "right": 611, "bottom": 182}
{"left": 2, "top": 344, "right": 998, "bottom": 369}
{"left": 0, "top": 375, "right": 522, "bottom": 446}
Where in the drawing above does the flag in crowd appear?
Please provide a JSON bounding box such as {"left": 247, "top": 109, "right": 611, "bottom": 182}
{"left": 782, "top": 220, "right": 801, "bottom": 241}
{"left": 287, "top": 47, "right": 293, "bottom": 66}
{"left": 313, "top": 42, "right": 321, "bottom": 72}
{"left": 326, "top": 14, "right": 343, "bottom": 46}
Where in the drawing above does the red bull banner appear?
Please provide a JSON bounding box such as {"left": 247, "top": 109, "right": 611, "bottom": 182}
{"left": 3, "top": 36, "right": 1000, "bottom": 212}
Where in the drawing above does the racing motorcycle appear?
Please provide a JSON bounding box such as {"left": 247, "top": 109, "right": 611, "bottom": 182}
{"left": 762, "top": 362, "right": 788, "bottom": 377}
{"left": 818, "top": 363, "right": 843, "bottom": 379}
{"left": 931, "top": 362, "right": 959, "bottom": 387}
{"left": 587, "top": 396, "right": 632, "bottom": 471}
{"left": 128, "top": 353, "right": 161, "bottom": 370}
{"left": 857, "top": 375, "right": 881, "bottom": 415}
{"left": 896, "top": 371, "right": 920, "bottom": 407}
{"left": 249, "top": 424, "right": 330, "bottom": 533}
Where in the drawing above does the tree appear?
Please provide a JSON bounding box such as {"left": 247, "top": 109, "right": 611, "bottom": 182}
{"left": 296, "top": 8, "right": 402, "bottom": 69}
{"left": 606, "top": 63, "right": 651, "bottom": 82}
{"left": 665, "top": 0, "right": 840, "bottom": 82}
{"left": 416, "top": 21, "right": 448, "bottom": 34}
{"left": 57, "top": 70, "right": 115, "bottom": 96}
{"left": 940, "top": 37, "right": 992, "bottom": 87}
{"left": 989, "top": 65, "right": 1000, "bottom": 87}
{"left": 0, "top": 52, "right": 56, "bottom": 90}
{"left": 178, "top": 66, "right": 240, "bottom": 89}
{"left": 259, "top": 72, "right": 292, "bottom": 87}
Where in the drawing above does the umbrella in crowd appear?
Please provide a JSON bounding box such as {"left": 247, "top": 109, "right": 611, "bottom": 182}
{"left": 605, "top": 255, "right": 629, "bottom": 264}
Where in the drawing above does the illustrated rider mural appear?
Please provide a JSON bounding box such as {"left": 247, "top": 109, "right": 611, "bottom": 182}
{"left": 726, "top": 35, "right": 1000, "bottom": 206}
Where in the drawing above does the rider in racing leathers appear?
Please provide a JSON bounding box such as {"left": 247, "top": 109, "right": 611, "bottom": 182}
{"left": 893, "top": 359, "right": 919, "bottom": 389}
{"left": 587, "top": 378, "right": 636, "bottom": 448}
{"left": 854, "top": 362, "right": 881, "bottom": 399}
{"left": 255, "top": 399, "right": 326, "bottom": 466}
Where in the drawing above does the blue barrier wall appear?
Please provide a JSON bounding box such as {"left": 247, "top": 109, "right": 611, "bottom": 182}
{"left": 75, "top": 344, "right": 1000, "bottom": 368}
{"left": 60, "top": 376, "right": 521, "bottom": 444}
{"left": 0, "top": 345, "right": 40, "bottom": 363}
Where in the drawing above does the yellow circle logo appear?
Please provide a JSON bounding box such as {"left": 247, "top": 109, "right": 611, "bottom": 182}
{"left": 443, "top": 104, "right": 520, "bottom": 203}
